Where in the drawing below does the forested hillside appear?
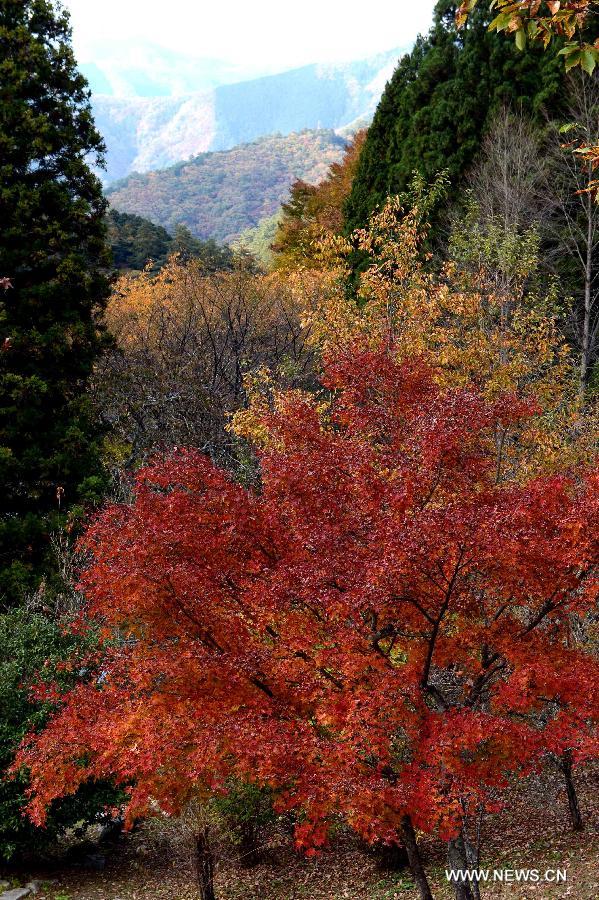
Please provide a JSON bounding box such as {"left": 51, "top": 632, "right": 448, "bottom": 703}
{"left": 92, "top": 48, "right": 402, "bottom": 183}
{"left": 344, "top": 0, "right": 564, "bottom": 230}
{"left": 106, "top": 130, "right": 348, "bottom": 243}
{"left": 107, "top": 210, "right": 233, "bottom": 271}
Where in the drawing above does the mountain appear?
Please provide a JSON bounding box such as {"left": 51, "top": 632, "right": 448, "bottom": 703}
{"left": 92, "top": 48, "right": 404, "bottom": 183}
{"left": 106, "top": 130, "right": 347, "bottom": 245}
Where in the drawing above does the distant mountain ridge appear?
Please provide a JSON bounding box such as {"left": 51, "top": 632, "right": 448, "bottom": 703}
{"left": 80, "top": 40, "right": 260, "bottom": 98}
{"left": 92, "top": 48, "right": 405, "bottom": 183}
{"left": 106, "top": 130, "right": 347, "bottom": 245}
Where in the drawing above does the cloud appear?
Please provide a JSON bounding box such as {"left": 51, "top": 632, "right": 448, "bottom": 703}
{"left": 63, "top": 0, "right": 436, "bottom": 71}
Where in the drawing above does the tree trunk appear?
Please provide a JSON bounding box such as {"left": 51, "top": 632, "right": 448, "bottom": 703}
{"left": 560, "top": 750, "right": 584, "bottom": 832}
{"left": 401, "top": 814, "right": 434, "bottom": 900}
{"left": 238, "top": 824, "right": 263, "bottom": 867}
{"left": 461, "top": 819, "right": 482, "bottom": 900}
{"left": 447, "top": 833, "right": 476, "bottom": 900}
{"left": 195, "top": 826, "right": 216, "bottom": 900}
{"left": 370, "top": 838, "right": 409, "bottom": 871}
{"left": 579, "top": 182, "right": 594, "bottom": 397}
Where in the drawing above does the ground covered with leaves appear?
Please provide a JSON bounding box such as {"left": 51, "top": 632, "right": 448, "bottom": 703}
{"left": 3, "top": 766, "right": 596, "bottom": 900}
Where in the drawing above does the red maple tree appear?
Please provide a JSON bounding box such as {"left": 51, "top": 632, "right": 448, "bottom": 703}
{"left": 16, "top": 344, "right": 599, "bottom": 899}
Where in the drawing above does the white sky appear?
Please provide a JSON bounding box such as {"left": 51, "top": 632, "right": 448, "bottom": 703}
{"left": 63, "top": 0, "right": 437, "bottom": 70}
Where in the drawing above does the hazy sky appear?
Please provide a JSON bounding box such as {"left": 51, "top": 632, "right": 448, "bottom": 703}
{"left": 63, "top": 0, "right": 437, "bottom": 71}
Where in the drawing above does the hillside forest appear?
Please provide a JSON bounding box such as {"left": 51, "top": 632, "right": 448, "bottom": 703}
{"left": 0, "top": 2, "right": 598, "bottom": 900}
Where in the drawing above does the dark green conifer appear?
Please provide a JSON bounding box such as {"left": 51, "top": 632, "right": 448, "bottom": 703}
{"left": 0, "top": 0, "right": 110, "bottom": 601}
{"left": 344, "top": 0, "right": 564, "bottom": 232}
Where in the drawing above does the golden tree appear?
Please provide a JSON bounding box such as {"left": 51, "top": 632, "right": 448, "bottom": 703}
{"left": 293, "top": 182, "right": 597, "bottom": 479}
{"left": 98, "top": 256, "right": 320, "bottom": 470}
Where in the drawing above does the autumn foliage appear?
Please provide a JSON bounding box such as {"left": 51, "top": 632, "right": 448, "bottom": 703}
{"left": 457, "top": 1, "right": 598, "bottom": 68}
{"left": 97, "top": 256, "right": 318, "bottom": 469}
{"left": 303, "top": 187, "right": 598, "bottom": 479}
{"left": 272, "top": 131, "right": 367, "bottom": 272}
{"left": 16, "top": 342, "right": 599, "bottom": 856}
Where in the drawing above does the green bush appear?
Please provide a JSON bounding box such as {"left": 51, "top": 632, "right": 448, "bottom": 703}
{"left": 0, "top": 608, "right": 122, "bottom": 862}
{"left": 213, "top": 780, "right": 276, "bottom": 867}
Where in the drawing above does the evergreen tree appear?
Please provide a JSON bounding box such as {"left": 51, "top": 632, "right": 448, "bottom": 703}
{"left": 0, "top": 0, "right": 110, "bottom": 602}
{"left": 171, "top": 224, "right": 234, "bottom": 270}
{"left": 107, "top": 209, "right": 173, "bottom": 272}
{"left": 344, "top": 0, "right": 564, "bottom": 233}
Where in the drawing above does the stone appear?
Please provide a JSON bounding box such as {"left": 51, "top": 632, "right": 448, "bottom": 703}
{"left": 83, "top": 852, "right": 106, "bottom": 871}
{"left": 0, "top": 888, "right": 32, "bottom": 900}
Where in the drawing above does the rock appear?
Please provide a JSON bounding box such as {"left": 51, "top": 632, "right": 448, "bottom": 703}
{"left": 25, "top": 884, "right": 41, "bottom": 895}
{"left": 83, "top": 852, "right": 106, "bottom": 871}
{"left": 0, "top": 888, "right": 32, "bottom": 900}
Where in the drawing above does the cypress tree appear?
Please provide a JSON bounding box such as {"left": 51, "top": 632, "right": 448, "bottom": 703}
{"left": 0, "top": 0, "right": 110, "bottom": 602}
{"left": 344, "top": 0, "right": 564, "bottom": 233}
